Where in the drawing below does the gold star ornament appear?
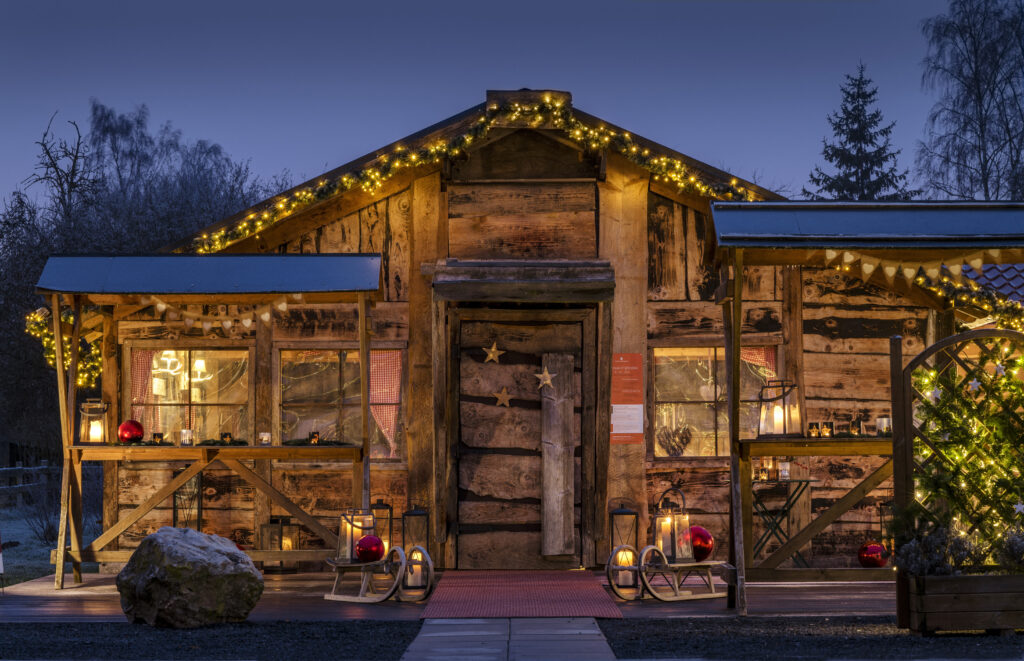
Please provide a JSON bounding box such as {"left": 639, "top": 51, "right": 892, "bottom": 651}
{"left": 534, "top": 366, "right": 556, "bottom": 390}
{"left": 483, "top": 342, "right": 505, "bottom": 363}
{"left": 493, "top": 386, "right": 512, "bottom": 407}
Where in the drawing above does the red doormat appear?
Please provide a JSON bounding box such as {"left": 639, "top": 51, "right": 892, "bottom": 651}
{"left": 421, "top": 570, "right": 622, "bottom": 619}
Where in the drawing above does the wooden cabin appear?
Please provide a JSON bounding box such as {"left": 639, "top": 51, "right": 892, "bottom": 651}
{"left": 87, "top": 89, "right": 944, "bottom": 572}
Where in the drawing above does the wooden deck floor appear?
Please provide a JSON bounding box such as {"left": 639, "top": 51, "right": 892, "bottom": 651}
{"left": 0, "top": 572, "right": 895, "bottom": 622}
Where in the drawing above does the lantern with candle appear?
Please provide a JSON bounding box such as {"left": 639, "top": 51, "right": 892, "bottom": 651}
{"left": 401, "top": 504, "right": 432, "bottom": 592}
{"left": 261, "top": 516, "right": 299, "bottom": 573}
{"left": 653, "top": 488, "right": 694, "bottom": 564}
{"left": 608, "top": 504, "right": 639, "bottom": 589}
{"left": 370, "top": 498, "right": 393, "bottom": 553}
{"left": 78, "top": 399, "right": 109, "bottom": 444}
{"left": 339, "top": 508, "right": 375, "bottom": 562}
{"left": 757, "top": 380, "right": 802, "bottom": 438}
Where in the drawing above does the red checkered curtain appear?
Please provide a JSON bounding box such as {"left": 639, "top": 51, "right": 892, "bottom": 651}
{"left": 369, "top": 350, "right": 402, "bottom": 452}
{"left": 130, "top": 350, "right": 159, "bottom": 435}
{"left": 740, "top": 347, "right": 777, "bottom": 380}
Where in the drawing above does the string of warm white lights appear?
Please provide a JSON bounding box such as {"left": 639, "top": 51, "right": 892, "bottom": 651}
{"left": 188, "top": 95, "right": 756, "bottom": 254}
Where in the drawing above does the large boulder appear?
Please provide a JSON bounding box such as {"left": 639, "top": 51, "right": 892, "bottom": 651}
{"left": 116, "top": 527, "right": 263, "bottom": 628}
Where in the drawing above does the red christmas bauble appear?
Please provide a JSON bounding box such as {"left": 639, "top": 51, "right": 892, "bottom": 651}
{"left": 690, "top": 525, "right": 714, "bottom": 562}
{"left": 355, "top": 534, "right": 385, "bottom": 562}
{"left": 117, "top": 419, "right": 144, "bottom": 444}
{"left": 858, "top": 541, "right": 887, "bottom": 568}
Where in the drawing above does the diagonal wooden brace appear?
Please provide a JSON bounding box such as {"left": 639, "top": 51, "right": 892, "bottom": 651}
{"left": 83, "top": 456, "right": 213, "bottom": 553}
{"left": 758, "top": 459, "right": 893, "bottom": 569}
{"left": 219, "top": 458, "right": 340, "bottom": 548}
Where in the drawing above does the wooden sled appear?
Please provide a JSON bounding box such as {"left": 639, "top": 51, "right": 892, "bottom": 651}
{"left": 325, "top": 546, "right": 407, "bottom": 603}
{"left": 606, "top": 544, "right": 730, "bottom": 602}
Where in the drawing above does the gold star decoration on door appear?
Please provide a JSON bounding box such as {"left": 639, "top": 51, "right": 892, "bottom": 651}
{"left": 534, "top": 366, "right": 556, "bottom": 390}
{"left": 483, "top": 342, "right": 505, "bottom": 363}
{"left": 492, "top": 386, "right": 512, "bottom": 407}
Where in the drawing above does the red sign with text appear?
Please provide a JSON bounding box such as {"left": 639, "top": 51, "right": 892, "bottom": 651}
{"left": 610, "top": 353, "right": 644, "bottom": 445}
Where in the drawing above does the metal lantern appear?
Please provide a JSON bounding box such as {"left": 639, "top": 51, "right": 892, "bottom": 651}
{"left": 757, "top": 379, "right": 802, "bottom": 437}
{"left": 172, "top": 467, "right": 202, "bottom": 531}
{"left": 339, "top": 508, "right": 375, "bottom": 562}
{"left": 78, "top": 399, "right": 109, "bottom": 444}
{"left": 402, "top": 504, "right": 430, "bottom": 590}
{"left": 610, "top": 503, "right": 639, "bottom": 588}
{"left": 261, "top": 516, "right": 300, "bottom": 573}
{"left": 370, "top": 498, "right": 393, "bottom": 552}
{"left": 653, "top": 487, "right": 694, "bottom": 563}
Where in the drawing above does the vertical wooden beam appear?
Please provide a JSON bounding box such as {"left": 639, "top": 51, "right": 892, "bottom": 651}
{"left": 66, "top": 296, "right": 83, "bottom": 583}
{"left": 782, "top": 265, "right": 811, "bottom": 562}
{"left": 49, "top": 294, "right": 70, "bottom": 589}
{"left": 541, "top": 353, "right": 575, "bottom": 556}
{"left": 356, "top": 293, "right": 371, "bottom": 509}
{"left": 581, "top": 309, "right": 598, "bottom": 567}
{"left": 598, "top": 154, "right": 649, "bottom": 544}
{"left": 595, "top": 301, "right": 612, "bottom": 559}
{"left": 100, "top": 313, "right": 119, "bottom": 556}
{"left": 443, "top": 308, "right": 460, "bottom": 569}
{"left": 431, "top": 294, "right": 449, "bottom": 551}
{"left": 253, "top": 319, "right": 273, "bottom": 550}
{"left": 723, "top": 249, "right": 748, "bottom": 614}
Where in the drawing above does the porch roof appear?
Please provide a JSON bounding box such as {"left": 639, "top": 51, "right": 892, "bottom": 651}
{"left": 35, "top": 253, "right": 382, "bottom": 303}
{"left": 712, "top": 202, "right": 1024, "bottom": 266}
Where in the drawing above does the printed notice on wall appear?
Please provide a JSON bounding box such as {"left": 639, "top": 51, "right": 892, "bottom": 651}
{"left": 610, "top": 353, "right": 644, "bottom": 445}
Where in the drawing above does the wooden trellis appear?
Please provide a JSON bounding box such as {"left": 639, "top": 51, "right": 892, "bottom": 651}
{"left": 893, "top": 329, "right": 1024, "bottom": 554}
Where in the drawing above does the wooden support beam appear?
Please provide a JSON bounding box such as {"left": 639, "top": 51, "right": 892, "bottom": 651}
{"left": 219, "top": 458, "right": 339, "bottom": 548}
{"left": 723, "top": 248, "right": 748, "bottom": 614}
{"left": 431, "top": 294, "right": 448, "bottom": 544}
{"left": 84, "top": 457, "right": 213, "bottom": 553}
{"left": 541, "top": 353, "right": 575, "bottom": 556}
{"left": 356, "top": 292, "right": 370, "bottom": 509}
{"left": 49, "top": 294, "right": 70, "bottom": 589}
{"left": 759, "top": 459, "right": 894, "bottom": 569}
{"left": 253, "top": 320, "right": 273, "bottom": 549}
{"left": 52, "top": 549, "right": 337, "bottom": 564}
{"left": 66, "top": 296, "right": 83, "bottom": 583}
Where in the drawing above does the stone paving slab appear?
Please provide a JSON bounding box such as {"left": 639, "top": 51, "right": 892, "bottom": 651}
{"left": 401, "top": 617, "right": 616, "bottom": 661}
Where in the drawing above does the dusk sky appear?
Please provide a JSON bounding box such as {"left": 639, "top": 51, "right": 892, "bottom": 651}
{"left": 2, "top": 0, "right": 941, "bottom": 205}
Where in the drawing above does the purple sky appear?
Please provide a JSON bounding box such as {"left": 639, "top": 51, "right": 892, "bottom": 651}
{"left": 1, "top": 0, "right": 940, "bottom": 203}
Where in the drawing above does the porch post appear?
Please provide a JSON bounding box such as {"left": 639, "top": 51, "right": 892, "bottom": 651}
{"left": 723, "top": 248, "right": 748, "bottom": 614}
{"left": 357, "top": 292, "right": 371, "bottom": 509}
{"left": 49, "top": 294, "right": 70, "bottom": 588}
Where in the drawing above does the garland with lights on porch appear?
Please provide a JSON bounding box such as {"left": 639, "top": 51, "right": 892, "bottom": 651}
{"left": 188, "top": 95, "right": 756, "bottom": 254}
{"left": 25, "top": 308, "right": 102, "bottom": 388}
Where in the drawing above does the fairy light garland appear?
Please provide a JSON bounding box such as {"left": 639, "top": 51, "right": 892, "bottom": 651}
{"left": 189, "top": 96, "right": 756, "bottom": 254}
{"left": 25, "top": 308, "right": 102, "bottom": 389}
{"left": 918, "top": 275, "right": 1024, "bottom": 332}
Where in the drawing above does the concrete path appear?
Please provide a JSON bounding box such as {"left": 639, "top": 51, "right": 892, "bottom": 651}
{"left": 401, "top": 617, "right": 615, "bottom": 661}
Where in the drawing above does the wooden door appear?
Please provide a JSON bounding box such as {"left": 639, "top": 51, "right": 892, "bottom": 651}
{"left": 457, "top": 319, "right": 582, "bottom": 569}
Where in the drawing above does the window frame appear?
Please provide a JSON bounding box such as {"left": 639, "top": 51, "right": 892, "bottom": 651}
{"left": 647, "top": 341, "right": 782, "bottom": 461}
{"left": 272, "top": 340, "right": 408, "bottom": 463}
{"left": 122, "top": 338, "right": 256, "bottom": 444}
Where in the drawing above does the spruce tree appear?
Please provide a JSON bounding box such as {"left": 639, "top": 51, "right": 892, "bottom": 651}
{"left": 804, "top": 64, "right": 917, "bottom": 201}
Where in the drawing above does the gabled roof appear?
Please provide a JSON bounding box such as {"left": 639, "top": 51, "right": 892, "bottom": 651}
{"left": 177, "top": 89, "right": 783, "bottom": 254}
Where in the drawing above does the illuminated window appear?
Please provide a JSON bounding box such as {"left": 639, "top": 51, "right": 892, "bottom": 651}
{"left": 279, "top": 349, "right": 404, "bottom": 459}
{"left": 653, "top": 347, "right": 776, "bottom": 457}
{"left": 129, "top": 348, "right": 250, "bottom": 443}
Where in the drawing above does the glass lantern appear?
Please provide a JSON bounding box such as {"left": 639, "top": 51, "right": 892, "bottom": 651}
{"left": 609, "top": 503, "right": 639, "bottom": 588}
{"left": 653, "top": 488, "right": 694, "bottom": 564}
{"left": 261, "top": 516, "right": 300, "bottom": 574}
{"left": 171, "top": 467, "right": 202, "bottom": 531}
{"left": 339, "top": 508, "right": 375, "bottom": 562}
{"left": 78, "top": 399, "right": 109, "bottom": 444}
{"left": 370, "top": 498, "right": 393, "bottom": 553}
{"left": 757, "top": 380, "right": 802, "bottom": 438}
{"left": 402, "top": 504, "right": 430, "bottom": 589}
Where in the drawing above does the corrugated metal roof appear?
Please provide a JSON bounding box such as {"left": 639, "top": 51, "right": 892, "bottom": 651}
{"left": 36, "top": 254, "right": 381, "bottom": 295}
{"left": 713, "top": 202, "right": 1024, "bottom": 250}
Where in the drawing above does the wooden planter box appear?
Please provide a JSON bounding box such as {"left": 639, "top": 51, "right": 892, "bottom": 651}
{"left": 908, "top": 574, "right": 1024, "bottom": 634}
